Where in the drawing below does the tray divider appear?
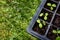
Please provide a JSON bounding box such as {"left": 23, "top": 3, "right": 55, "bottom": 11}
{"left": 44, "top": 2, "right": 60, "bottom": 36}
{"left": 43, "top": 8, "right": 54, "bottom": 14}
{"left": 51, "top": 0, "right": 58, "bottom": 3}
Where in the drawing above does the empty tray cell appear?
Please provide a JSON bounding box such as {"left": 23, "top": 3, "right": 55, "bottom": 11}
{"left": 52, "top": 15, "right": 60, "bottom": 27}
{"left": 32, "top": 19, "right": 48, "bottom": 35}
{"left": 47, "top": 25, "right": 57, "bottom": 40}
{"left": 44, "top": 0, "right": 57, "bottom": 11}
{"left": 57, "top": 5, "right": 60, "bottom": 14}
{"left": 38, "top": 9, "right": 53, "bottom": 22}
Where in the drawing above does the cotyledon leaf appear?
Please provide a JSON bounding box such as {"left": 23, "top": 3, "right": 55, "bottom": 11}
{"left": 57, "top": 30, "right": 60, "bottom": 34}
{"left": 51, "top": 7, "right": 53, "bottom": 10}
{"left": 52, "top": 4, "right": 56, "bottom": 7}
{"left": 45, "top": 13, "right": 48, "bottom": 16}
{"left": 37, "top": 19, "right": 41, "bottom": 23}
{"left": 56, "top": 36, "right": 60, "bottom": 40}
{"left": 44, "top": 16, "right": 48, "bottom": 20}
{"left": 39, "top": 23, "right": 43, "bottom": 28}
{"left": 39, "top": 13, "right": 44, "bottom": 17}
{"left": 43, "top": 21, "right": 46, "bottom": 26}
{"left": 52, "top": 30, "right": 57, "bottom": 33}
{"left": 47, "top": 3, "right": 51, "bottom": 6}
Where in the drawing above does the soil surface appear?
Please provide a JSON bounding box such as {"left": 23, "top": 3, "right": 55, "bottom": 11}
{"left": 57, "top": 6, "right": 60, "bottom": 14}
{"left": 47, "top": 25, "right": 57, "bottom": 40}
{"left": 52, "top": 15, "right": 60, "bottom": 27}
{"left": 55, "top": 0, "right": 60, "bottom": 1}
{"left": 32, "top": 22, "right": 48, "bottom": 35}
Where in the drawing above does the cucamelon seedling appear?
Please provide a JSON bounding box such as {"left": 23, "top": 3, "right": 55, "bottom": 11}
{"left": 47, "top": 3, "right": 56, "bottom": 10}
{"left": 37, "top": 19, "right": 46, "bottom": 28}
{"left": 39, "top": 13, "right": 48, "bottom": 20}
{"left": 52, "top": 30, "right": 60, "bottom": 34}
{"left": 56, "top": 36, "right": 60, "bottom": 40}
{"left": 37, "top": 19, "right": 43, "bottom": 28}
{"left": 52, "top": 30, "right": 60, "bottom": 40}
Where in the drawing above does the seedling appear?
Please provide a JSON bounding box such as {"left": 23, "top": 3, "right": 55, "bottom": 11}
{"left": 47, "top": 3, "right": 56, "bottom": 10}
{"left": 53, "top": 30, "right": 60, "bottom": 40}
{"left": 37, "top": 19, "right": 43, "bottom": 28}
{"left": 39, "top": 13, "right": 48, "bottom": 20}
{"left": 52, "top": 30, "right": 60, "bottom": 34}
{"left": 37, "top": 19, "right": 46, "bottom": 28}
{"left": 56, "top": 36, "right": 60, "bottom": 40}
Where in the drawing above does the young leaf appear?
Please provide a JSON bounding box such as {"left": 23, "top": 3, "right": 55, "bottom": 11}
{"left": 44, "top": 16, "right": 47, "bottom": 20}
{"left": 51, "top": 7, "right": 53, "bottom": 10}
{"left": 39, "top": 13, "right": 44, "bottom": 17}
{"left": 43, "top": 21, "right": 46, "bottom": 26}
{"left": 56, "top": 36, "right": 60, "bottom": 40}
{"left": 45, "top": 13, "right": 48, "bottom": 16}
{"left": 39, "top": 23, "right": 43, "bottom": 28}
{"left": 52, "top": 4, "right": 56, "bottom": 7}
{"left": 47, "top": 3, "right": 51, "bottom": 6}
{"left": 37, "top": 19, "right": 40, "bottom": 23}
{"left": 57, "top": 30, "right": 60, "bottom": 34}
{"left": 52, "top": 30, "right": 57, "bottom": 33}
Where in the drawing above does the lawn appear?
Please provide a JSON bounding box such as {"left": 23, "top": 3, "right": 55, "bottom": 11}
{"left": 0, "top": 0, "right": 41, "bottom": 40}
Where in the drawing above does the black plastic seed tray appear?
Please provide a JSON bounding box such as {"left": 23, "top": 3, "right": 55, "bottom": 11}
{"left": 27, "top": 0, "right": 60, "bottom": 40}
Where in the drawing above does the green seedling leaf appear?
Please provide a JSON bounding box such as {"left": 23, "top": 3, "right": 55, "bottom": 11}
{"left": 37, "top": 19, "right": 40, "bottom": 23}
{"left": 44, "top": 16, "right": 47, "bottom": 20}
{"left": 43, "top": 21, "right": 46, "bottom": 26}
{"left": 51, "top": 7, "right": 53, "bottom": 10}
{"left": 52, "top": 30, "right": 57, "bottom": 33}
{"left": 39, "top": 13, "right": 44, "bottom": 17}
{"left": 52, "top": 4, "right": 56, "bottom": 7}
{"left": 39, "top": 23, "right": 43, "bottom": 28}
{"left": 45, "top": 13, "right": 48, "bottom": 16}
{"left": 57, "top": 30, "right": 60, "bottom": 34}
{"left": 56, "top": 36, "right": 60, "bottom": 40}
{"left": 47, "top": 3, "right": 51, "bottom": 6}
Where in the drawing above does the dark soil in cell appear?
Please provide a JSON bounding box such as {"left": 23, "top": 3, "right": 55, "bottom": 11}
{"left": 55, "top": 0, "right": 60, "bottom": 2}
{"left": 32, "top": 21, "right": 48, "bottom": 35}
{"left": 44, "top": 0, "right": 57, "bottom": 11}
{"left": 38, "top": 9, "right": 53, "bottom": 22}
{"left": 57, "top": 5, "right": 60, "bottom": 14}
{"left": 47, "top": 26, "right": 57, "bottom": 40}
{"left": 52, "top": 15, "right": 60, "bottom": 27}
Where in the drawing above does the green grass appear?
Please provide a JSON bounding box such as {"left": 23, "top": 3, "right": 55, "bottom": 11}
{"left": 0, "top": 0, "right": 41, "bottom": 40}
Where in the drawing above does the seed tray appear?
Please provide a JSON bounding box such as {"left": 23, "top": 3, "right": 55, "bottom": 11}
{"left": 27, "top": 0, "right": 60, "bottom": 40}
